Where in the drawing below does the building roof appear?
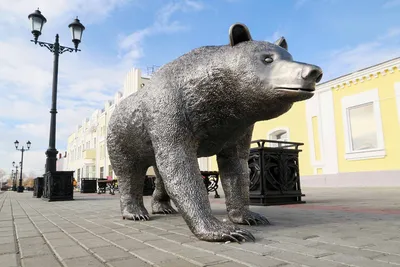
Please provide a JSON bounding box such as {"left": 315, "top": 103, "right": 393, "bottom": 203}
{"left": 316, "top": 56, "right": 400, "bottom": 92}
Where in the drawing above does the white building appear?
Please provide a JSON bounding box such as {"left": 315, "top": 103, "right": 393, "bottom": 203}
{"left": 64, "top": 67, "right": 212, "bottom": 185}
{"left": 56, "top": 152, "right": 67, "bottom": 172}
{"left": 63, "top": 68, "right": 148, "bottom": 183}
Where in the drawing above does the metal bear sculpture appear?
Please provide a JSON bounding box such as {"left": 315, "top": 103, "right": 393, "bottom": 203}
{"left": 107, "top": 23, "right": 323, "bottom": 242}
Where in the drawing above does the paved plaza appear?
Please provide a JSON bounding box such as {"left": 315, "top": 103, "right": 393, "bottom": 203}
{"left": 1, "top": 187, "right": 400, "bottom": 267}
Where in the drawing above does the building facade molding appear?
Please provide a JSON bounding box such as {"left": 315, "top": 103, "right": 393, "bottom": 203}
{"left": 395, "top": 82, "right": 400, "bottom": 124}
{"left": 305, "top": 89, "right": 339, "bottom": 175}
{"left": 65, "top": 67, "right": 152, "bottom": 182}
{"left": 317, "top": 57, "right": 400, "bottom": 93}
{"left": 305, "top": 94, "right": 324, "bottom": 172}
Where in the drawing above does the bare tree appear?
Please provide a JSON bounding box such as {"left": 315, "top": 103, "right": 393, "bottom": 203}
{"left": 23, "top": 178, "right": 34, "bottom": 188}
{"left": 0, "top": 169, "right": 6, "bottom": 183}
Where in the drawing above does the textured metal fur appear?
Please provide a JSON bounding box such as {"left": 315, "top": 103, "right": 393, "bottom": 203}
{"left": 107, "top": 23, "right": 322, "bottom": 242}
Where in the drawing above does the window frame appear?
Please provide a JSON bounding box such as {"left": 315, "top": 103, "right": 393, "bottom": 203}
{"left": 341, "top": 88, "right": 385, "bottom": 160}
{"left": 100, "top": 167, "right": 104, "bottom": 178}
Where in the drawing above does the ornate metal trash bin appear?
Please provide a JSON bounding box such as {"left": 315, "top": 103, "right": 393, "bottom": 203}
{"left": 33, "top": 177, "right": 44, "bottom": 198}
{"left": 42, "top": 171, "right": 74, "bottom": 201}
{"left": 80, "top": 178, "right": 97, "bottom": 193}
{"left": 248, "top": 139, "right": 305, "bottom": 206}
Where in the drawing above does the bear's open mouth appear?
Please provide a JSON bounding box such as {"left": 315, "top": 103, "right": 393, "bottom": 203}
{"left": 276, "top": 87, "right": 315, "bottom": 93}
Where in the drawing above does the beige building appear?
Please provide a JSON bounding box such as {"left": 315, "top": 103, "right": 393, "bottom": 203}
{"left": 64, "top": 67, "right": 213, "bottom": 185}
{"left": 64, "top": 68, "right": 150, "bottom": 184}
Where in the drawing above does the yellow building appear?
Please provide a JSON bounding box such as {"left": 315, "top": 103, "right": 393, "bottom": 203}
{"left": 209, "top": 57, "right": 400, "bottom": 187}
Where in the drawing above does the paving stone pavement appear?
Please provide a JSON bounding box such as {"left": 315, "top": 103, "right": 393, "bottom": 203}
{"left": 0, "top": 187, "right": 400, "bottom": 267}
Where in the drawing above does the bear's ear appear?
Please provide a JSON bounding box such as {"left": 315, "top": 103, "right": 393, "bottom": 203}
{"left": 274, "top": 37, "right": 288, "bottom": 51}
{"left": 229, "top": 23, "right": 252, "bottom": 46}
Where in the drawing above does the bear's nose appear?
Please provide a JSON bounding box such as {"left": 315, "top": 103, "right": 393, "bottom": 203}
{"left": 301, "top": 64, "right": 323, "bottom": 83}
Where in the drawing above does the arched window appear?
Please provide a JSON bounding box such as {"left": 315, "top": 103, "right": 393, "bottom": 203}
{"left": 268, "top": 128, "right": 289, "bottom": 148}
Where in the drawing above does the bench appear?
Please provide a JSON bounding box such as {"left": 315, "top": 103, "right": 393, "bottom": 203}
{"left": 201, "top": 171, "right": 221, "bottom": 198}
{"left": 97, "top": 179, "right": 118, "bottom": 195}
{"left": 97, "top": 171, "right": 221, "bottom": 198}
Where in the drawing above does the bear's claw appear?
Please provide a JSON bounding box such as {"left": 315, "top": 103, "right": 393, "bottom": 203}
{"left": 151, "top": 201, "right": 178, "bottom": 215}
{"left": 244, "top": 216, "right": 270, "bottom": 226}
{"left": 222, "top": 230, "right": 255, "bottom": 243}
{"left": 122, "top": 207, "right": 150, "bottom": 221}
{"left": 195, "top": 218, "right": 256, "bottom": 243}
{"left": 163, "top": 209, "right": 177, "bottom": 214}
{"left": 229, "top": 210, "right": 270, "bottom": 226}
{"left": 122, "top": 214, "right": 150, "bottom": 221}
{"left": 223, "top": 229, "right": 255, "bottom": 243}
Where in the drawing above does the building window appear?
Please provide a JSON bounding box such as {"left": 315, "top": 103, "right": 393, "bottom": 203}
{"left": 108, "top": 165, "right": 113, "bottom": 178}
{"left": 91, "top": 166, "right": 96, "bottom": 178}
{"left": 347, "top": 103, "right": 378, "bottom": 151}
{"left": 341, "top": 88, "right": 385, "bottom": 160}
{"left": 93, "top": 138, "right": 96, "bottom": 148}
{"left": 100, "top": 167, "right": 104, "bottom": 178}
{"left": 77, "top": 169, "right": 80, "bottom": 179}
{"left": 86, "top": 166, "right": 89, "bottom": 178}
{"left": 268, "top": 128, "right": 289, "bottom": 148}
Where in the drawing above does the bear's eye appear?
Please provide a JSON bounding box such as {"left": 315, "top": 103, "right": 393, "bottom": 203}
{"left": 264, "top": 56, "right": 273, "bottom": 63}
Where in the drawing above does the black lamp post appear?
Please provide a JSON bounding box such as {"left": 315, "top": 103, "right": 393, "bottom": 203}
{"left": 14, "top": 140, "right": 31, "bottom": 193}
{"left": 28, "top": 8, "right": 83, "bottom": 201}
{"left": 28, "top": 9, "right": 85, "bottom": 174}
{"left": 12, "top": 161, "right": 20, "bottom": 192}
{"left": 11, "top": 170, "right": 15, "bottom": 191}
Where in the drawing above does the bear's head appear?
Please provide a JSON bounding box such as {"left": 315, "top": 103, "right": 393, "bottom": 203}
{"left": 228, "top": 23, "right": 323, "bottom": 104}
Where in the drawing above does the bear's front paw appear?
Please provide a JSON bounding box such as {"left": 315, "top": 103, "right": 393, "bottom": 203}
{"left": 122, "top": 207, "right": 150, "bottom": 221}
{"left": 228, "top": 209, "right": 270, "bottom": 225}
{"left": 195, "top": 217, "right": 255, "bottom": 243}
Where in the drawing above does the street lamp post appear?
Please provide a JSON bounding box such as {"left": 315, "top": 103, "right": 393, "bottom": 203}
{"left": 14, "top": 140, "right": 31, "bottom": 193}
{"left": 12, "top": 161, "right": 20, "bottom": 191}
{"left": 28, "top": 9, "right": 84, "bottom": 201}
{"left": 11, "top": 170, "right": 15, "bottom": 191}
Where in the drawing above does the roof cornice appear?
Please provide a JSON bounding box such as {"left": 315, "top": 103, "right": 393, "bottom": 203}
{"left": 316, "top": 57, "right": 400, "bottom": 93}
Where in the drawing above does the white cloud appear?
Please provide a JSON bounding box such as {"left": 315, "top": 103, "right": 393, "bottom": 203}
{"left": 382, "top": 0, "right": 400, "bottom": 8}
{"left": 294, "top": 0, "right": 337, "bottom": 9}
{"left": 0, "top": 0, "right": 204, "bottom": 177}
{"left": 0, "top": 0, "right": 132, "bottom": 31}
{"left": 319, "top": 27, "right": 400, "bottom": 81}
{"left": 294, "top": 0, "right": 309, "bottom": 9}
{"left": 266, "top": 30, "right": 284, "bottom": 43}
{"left": 119, "top": 0, "right": 203, "bottom": 63}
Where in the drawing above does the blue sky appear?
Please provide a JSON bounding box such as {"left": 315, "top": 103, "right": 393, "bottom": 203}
{"left": 1, "top": 0, "right": 400, "bottom": 178}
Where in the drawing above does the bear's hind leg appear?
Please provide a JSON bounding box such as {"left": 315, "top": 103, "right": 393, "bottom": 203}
{"left": 117, "top": 164, "right": 150, "bottom": 221}
{"left": 151, "top": 166, "right": 178, "bottom": 214}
